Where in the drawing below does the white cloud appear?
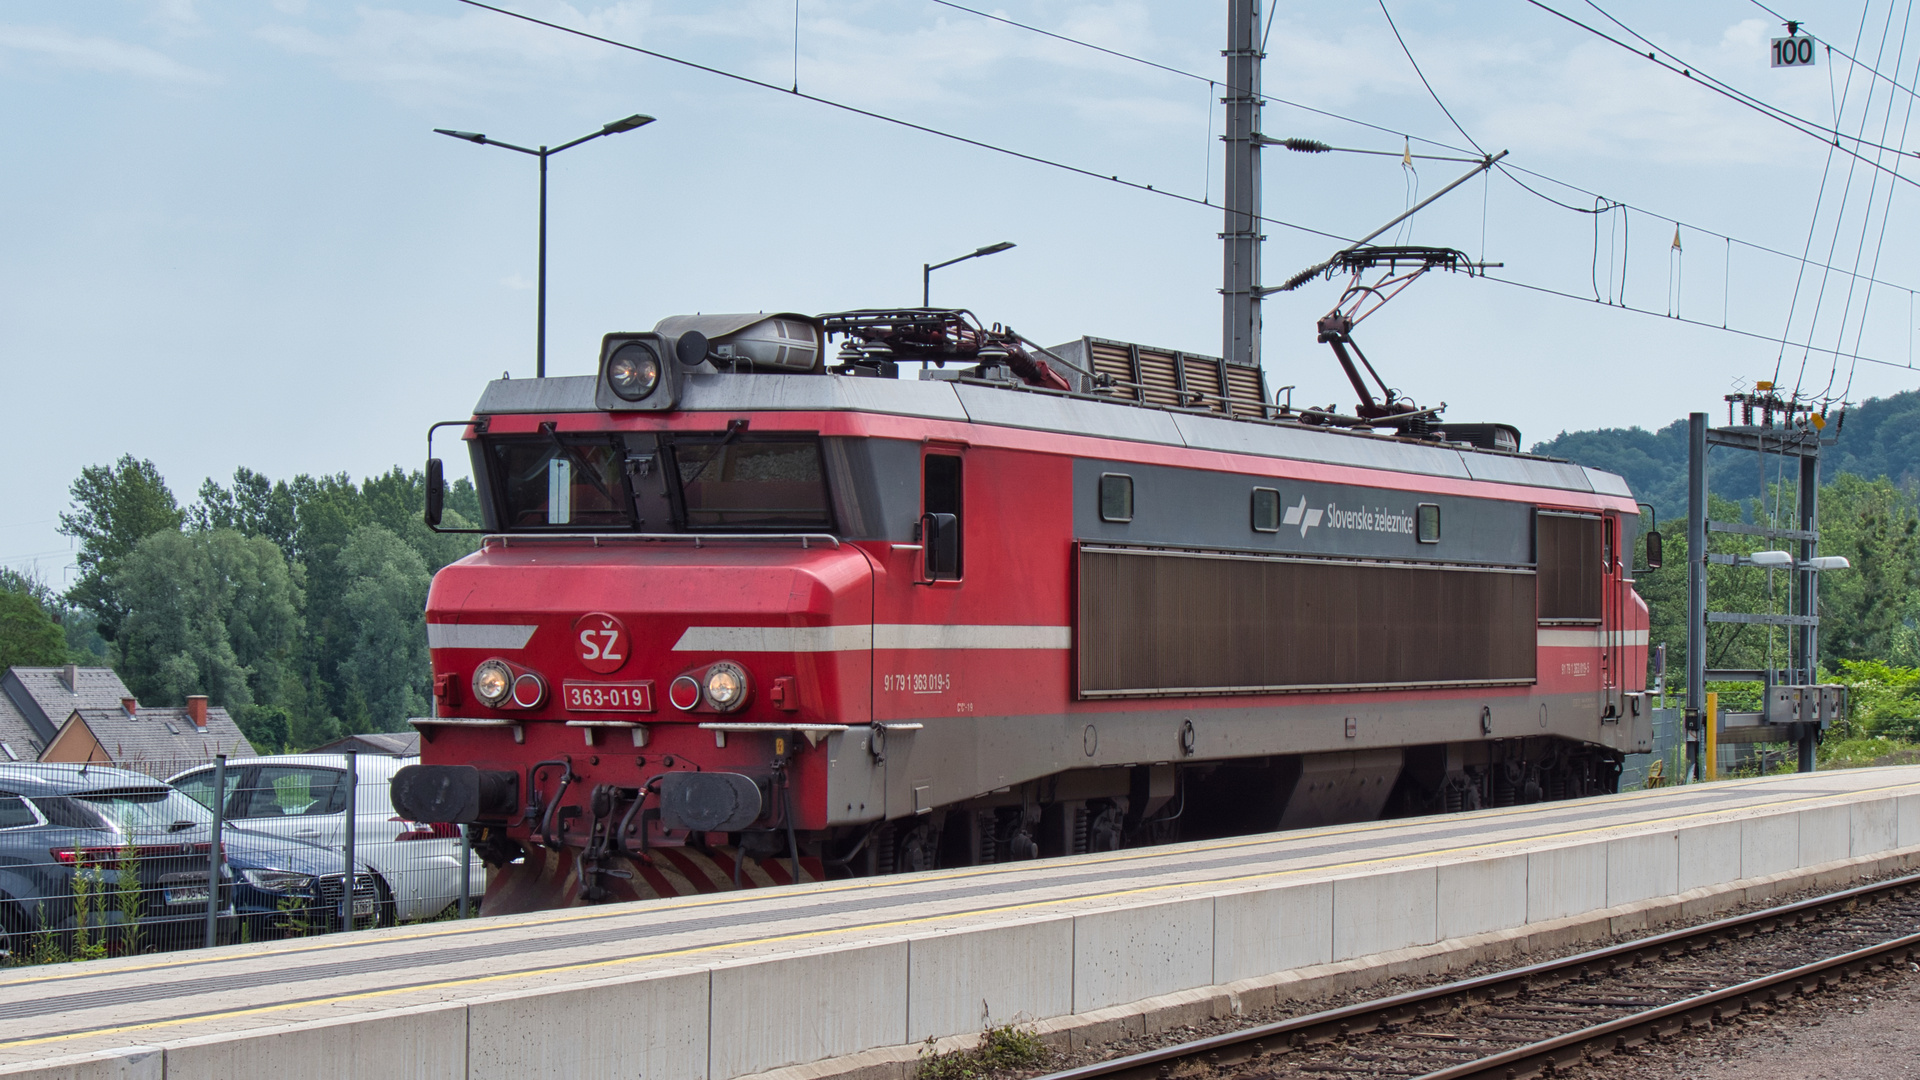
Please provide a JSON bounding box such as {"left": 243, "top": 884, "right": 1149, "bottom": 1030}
{"left": 255, "top": 2, "right": 652, "bottom": 99}
{"left": 0, "top": 24, "right": 217, "bottom": 83}
{"left": 1258, "top": 14, "right": 1834, "bottom": 167}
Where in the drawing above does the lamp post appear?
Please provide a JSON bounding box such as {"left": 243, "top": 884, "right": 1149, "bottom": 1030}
{"left": 922, "top": 242, "right": 1015, "bottom": 307}
{"left": 435, "top": 114, "right": 655, "bottom": 377}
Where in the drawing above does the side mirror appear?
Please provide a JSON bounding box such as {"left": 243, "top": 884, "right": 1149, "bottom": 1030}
{"left": 425, "top": 458, "right": 445, "bottom": 528}
{"left": 921, "top": 512, "right": 958, "bottom": 580}
{"left": 1644, "top": 530, "right": 1663, "bottom": 570}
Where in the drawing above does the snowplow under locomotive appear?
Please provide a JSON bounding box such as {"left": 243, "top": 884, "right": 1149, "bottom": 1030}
{"left": 393, "top": 307, "right": 1654, "bottom": 913}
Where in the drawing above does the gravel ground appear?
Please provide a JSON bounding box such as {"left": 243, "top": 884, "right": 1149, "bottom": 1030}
{"left": 1559, "top": 960, "right": 1920, "bottom": 1079}
{"left": 955, "top": 870, "right": 1920, "bottom": 1080}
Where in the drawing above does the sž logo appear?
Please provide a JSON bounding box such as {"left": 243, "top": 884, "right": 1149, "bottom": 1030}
{"left": 573, "top": 612, "right": 628, "bottom": 674}
{"left": 1282, "top": 495, "right": 1323, "bottom": 537}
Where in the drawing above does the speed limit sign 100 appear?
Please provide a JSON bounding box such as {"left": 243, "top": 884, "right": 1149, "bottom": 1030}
{"left": 1772, "top": 35, "right": 1817, "bottom": 68}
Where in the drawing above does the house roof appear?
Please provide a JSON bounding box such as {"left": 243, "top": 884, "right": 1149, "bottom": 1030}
{"left": 1, "top": 666, "right": 135, "bottom": 745}
{"left": 58, "top": 705, "right": 256, "bottom": 775}
{"left": 0, "top": 695, "right": 40, "bottom": 763}
{"left": 309, "top": 732, "right": 419, "bottom": 756}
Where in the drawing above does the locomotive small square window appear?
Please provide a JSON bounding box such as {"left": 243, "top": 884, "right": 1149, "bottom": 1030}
{"left": 1417, "top": 503, "right": 1441, "bottom": 544}
{"left": 1099, "top": 474, "right": 1134, "bottom": 523}
{"left": 1251, "top": 488, "right": 1280, "bottom": 532}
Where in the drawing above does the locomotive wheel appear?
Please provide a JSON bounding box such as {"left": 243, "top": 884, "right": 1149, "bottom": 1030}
{"left": 1087, "top": 803, "right": 1125, "bottom": 853}
{"left": 896, "top": 823, "right": 939, "bottom": 873}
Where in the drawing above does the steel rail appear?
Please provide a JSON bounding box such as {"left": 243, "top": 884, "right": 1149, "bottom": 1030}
{"left": 1424, "top": 931, "right": 1920, "bottom": 1079}
{"left": 1031, "top": 871, "right": 1920, "bottom": 1080}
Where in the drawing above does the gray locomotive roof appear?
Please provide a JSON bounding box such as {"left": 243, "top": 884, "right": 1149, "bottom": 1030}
{"left": 473, "top": 374, "right": 1633, "bottom": 498}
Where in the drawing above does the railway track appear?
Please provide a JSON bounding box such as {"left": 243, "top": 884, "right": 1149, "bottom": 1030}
{"left": 1037, "top": 873, "right": 1920, "bottom": 1080}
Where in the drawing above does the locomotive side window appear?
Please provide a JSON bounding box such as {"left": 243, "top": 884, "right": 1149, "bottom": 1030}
{"left": 1537, "top": 511, "right": 1603, "bottom": 623}
{"left": 1417, "top": 503, "right": 1441, "bottom": 544}
{"left": 671, "top": 437, "right": 833, "bottom": 530}
{"left": 1251, "top": 488, "right": 1281, "bottom": 533}
{"left": 489, "top": 437, "right": 631, "bottom": 528}
{"left": 923, "top": 454, "right": 963, "bottom": 579}
{"left": 1099, "top": 474, "right": 1134, "bottom": 523}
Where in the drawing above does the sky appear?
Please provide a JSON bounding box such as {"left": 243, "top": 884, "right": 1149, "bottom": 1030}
{"left": 4, "top": 0, "right": 1918, "bottom": 587}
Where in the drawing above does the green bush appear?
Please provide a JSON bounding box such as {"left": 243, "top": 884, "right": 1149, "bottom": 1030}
{"left": 1817, "top": 659, "right": 1920, "bottom": 767}
{"left": 916, "top": 1023, "right": 1050, "bottom": 1080}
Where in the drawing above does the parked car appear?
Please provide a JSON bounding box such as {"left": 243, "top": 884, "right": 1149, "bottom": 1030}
{"left": 221, "top": 828, "right": 379, "bottom": 941}
{"left": 169, "top": 754, "right": 483, "bottom": 923}
{"left": 0, "top": 763, "right": 236, "bottom": 959}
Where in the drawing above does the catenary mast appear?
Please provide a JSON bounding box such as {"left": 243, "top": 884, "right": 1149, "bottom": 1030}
{"left": 1222, "top": 0, "right": 1264, "bottom": 369}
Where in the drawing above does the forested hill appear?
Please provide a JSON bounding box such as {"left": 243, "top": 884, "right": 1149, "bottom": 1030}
{"left": 1531, "top": 390, "right": 1920, "bottom": 518}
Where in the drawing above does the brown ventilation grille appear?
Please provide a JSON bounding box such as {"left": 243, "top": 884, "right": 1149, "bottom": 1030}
{"left": 1536, "top": 512, "right": 1603, "bottom": 623}
{"left": 1076, "top": 545, "right": 1537, "bottom": 698}
{"left": 1070, "top": 336, "right": 1268, "bottom": 416}
{"left": 1224, "top": 365, "right": 1266, "bottom": 416}
{"left": 1136, "top": 348, "right": 1184, "bottom": 408}
{"left": 1087, "top": 341, "right": 1140, "bottom": 402}
{"left": 1182, "top": 355, "right": 1227, "bottom": 411}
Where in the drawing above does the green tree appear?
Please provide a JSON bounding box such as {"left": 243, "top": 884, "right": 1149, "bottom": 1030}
{"left": 235, "top": 704, "right": 292, "bottom": 755}
{"left": 114, "top": 529, "right": 304, "bottom": 711}
{"left": 284, "top": 469, "right": 477, "bottom": 731}
{"left": 3, "top": 568, "right": 107, "bottom": 662}
{"left": 191, "top": 468, "right": 299, "bottom": 554}
{"left": 332, "top": 525, "right": 432, "bottom": 733}
{"left": 58, "top": 457, "right": 185, "bottom": 641}
{"left": 1816, "top": 474, "right": 1920, "bottom": 666}
{"left": 0, "top": 588, "right": 69, "bottom": 669}
{"left": 359, "top": 467, "right": 482, "bottom": 573}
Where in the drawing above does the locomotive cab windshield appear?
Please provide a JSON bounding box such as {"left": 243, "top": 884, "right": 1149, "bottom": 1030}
{"left": 474, "top": 430, "right": 834, "bottom": 533}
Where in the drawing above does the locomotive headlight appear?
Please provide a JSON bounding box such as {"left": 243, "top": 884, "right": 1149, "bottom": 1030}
{"left": 702, "top": 662, "right": 750, "bottom": 712}
{"left": 473, "top": 660, "right": 513, "bottom": 707}
{"left": 606, "top": 341, "right": 662, "bottom": 401}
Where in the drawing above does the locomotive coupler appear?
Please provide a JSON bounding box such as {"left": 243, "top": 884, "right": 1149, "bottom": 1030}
{"left": 579, "top": 783, "right": 642, "bottom": 902}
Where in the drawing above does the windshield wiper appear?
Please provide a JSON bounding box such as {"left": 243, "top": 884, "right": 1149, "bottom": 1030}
{"left": 168, "top": 820, "right": 198, "bottom": 832}
{"left": 540, "top": 423, "right": 621, "bottom": 510}
{"left": 676, "top": 418, "right": 750, "bottom": 489}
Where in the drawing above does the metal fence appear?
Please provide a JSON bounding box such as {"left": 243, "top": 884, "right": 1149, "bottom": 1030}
{"left": 1, "top": 751, "right": 486, "bottom": 967}
{"left": 1621, "top": 707, "right": 1684, "bottom": 790}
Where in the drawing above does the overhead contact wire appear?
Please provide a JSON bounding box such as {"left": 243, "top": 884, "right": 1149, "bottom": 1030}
{"left": 1747, "top": 0, "right": 1920, "bottom": 104}
{"left": 450, "top": 0, "right": 1355, "bottom": 243}
{"left": 1523, "top": 0, "right": 1920, "bottom": 193}
{"left": 1815, "top": 0, "right": 1914, "bottom": 402}
{"left": 1377, "top": 0, "right": 1486, "bottom": 155}
{"left": 1769, "top": 0, "right": 1875, "bottom": 391}
{"left": 925, "top": 0, "right": 1920, "bottom": 299}
{"left": 1482, "top": 272, "right": 1918, "bottom": 374}
{"left": 1788, "top": 0, "right": 1883, "bottom": 401}
{"left": 1839, "top": 8, "right": 1920, "bottom": 402}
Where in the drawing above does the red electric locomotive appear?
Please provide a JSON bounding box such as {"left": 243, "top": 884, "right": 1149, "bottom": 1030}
{"left": 394, "top": 301, "right": 1654, "bottom": 914}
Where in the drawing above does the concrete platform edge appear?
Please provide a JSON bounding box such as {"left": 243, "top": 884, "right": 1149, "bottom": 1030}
{"left": 729, "top": 844, "right": 1920, "bottom": 1080}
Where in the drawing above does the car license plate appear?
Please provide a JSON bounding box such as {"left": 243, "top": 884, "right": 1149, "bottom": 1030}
{"left": 562, "top": 681, "right": 654, "bottom": 712}
{"left": 353, "top": 894, "right": 374, "bottom": 917}
{"left": 162, "top": 876, "right": 210, "bottom": 905}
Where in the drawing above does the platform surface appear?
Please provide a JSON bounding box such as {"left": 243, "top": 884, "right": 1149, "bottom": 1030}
{"left": 2, "top": 765, "right": 1917, "bottom": 1079}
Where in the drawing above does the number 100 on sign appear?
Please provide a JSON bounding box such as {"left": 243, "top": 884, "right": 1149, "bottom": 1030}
{"left": 1772, "top": 36, "right": 1816, "bottom": 67}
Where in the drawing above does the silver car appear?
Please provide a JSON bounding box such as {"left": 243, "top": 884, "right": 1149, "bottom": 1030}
{"left": 170, "top": 754, "right": 485, "bottom": 923}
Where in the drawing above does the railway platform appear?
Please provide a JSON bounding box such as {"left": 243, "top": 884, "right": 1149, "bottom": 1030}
{"left": 2, "top": 765, "right": 1916, "bottom": 1080}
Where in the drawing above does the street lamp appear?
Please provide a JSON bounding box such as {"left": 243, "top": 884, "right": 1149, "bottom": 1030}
{"left": 435, "top": 113, "right": 656, "bottom": 377}
{"left": 923, "top": 241, "right": 1015, "bottom": 307}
